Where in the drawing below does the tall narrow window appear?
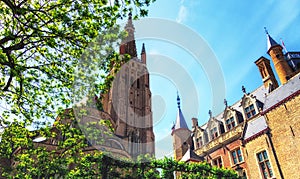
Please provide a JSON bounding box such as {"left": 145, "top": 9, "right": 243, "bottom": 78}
{"left": 257, "top": 150, "right": 273, "bottom": 179}
{"left": 231, "top": 148, "right": 243, "bottom": 164}
{"left": 137, "top": 79, "right": 140, "bottom": 88}
{"left": 196, "top": 137, "right": 203, "bottom": 148}
{"left": 245, "top": 104, "right": 256, "bottom": 119}
{"left": 212, "top": 157, "right": 223, "bottom": 168}
{"left": 226, "top": 117, "right": 236, "bottom": 130}
{"left": 210, "top": 127, "right": 218, "bottom": 139}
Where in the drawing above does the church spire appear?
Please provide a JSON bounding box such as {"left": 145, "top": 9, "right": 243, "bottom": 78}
{"left": 173, "top": 93, "right": 189, "bottom": 130}
{"left": 141, "top": 43, "right": 146, "bottom": 64}
{"left": 120, "top": 12, "right": 137, "bottom": 58}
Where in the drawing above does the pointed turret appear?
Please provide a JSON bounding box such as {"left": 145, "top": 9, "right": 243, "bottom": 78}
{"left": 265, "top": 28, "right": 280, "bottom": 54}
{"left": 119, "top": 12, "right": 137, "bottom": 58}
{"left": 264, "top": 28, "right": 292, "bottom": 84}
{"left": 172, "top": 93, "right": 192, "bottom": 162}
{"left": 141, "top": 43, "right": 146, "bottom": 64}
{"left": 174, "top": 94, "right": 189, "bottom": 130}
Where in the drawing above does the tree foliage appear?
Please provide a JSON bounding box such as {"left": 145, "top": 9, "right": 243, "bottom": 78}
{"left": 0, "top": 0, "right": 154, "bottom": 124}
{"left": 0, "top": 122, "right": 239, "bottom": 178}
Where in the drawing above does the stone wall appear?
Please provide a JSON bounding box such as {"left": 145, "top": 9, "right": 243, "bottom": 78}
{"left": 265, "top": 93, "right": 300, "bottom": 178}
{"left": 244, "top": 134, "right": 281, "bottom": 179}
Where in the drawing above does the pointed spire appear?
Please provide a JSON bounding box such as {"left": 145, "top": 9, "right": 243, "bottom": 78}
{"left": 173, "top": 93, "right": 189, "bottom": 131}
{"left": 177, "top": 92, "right": 181, "bottom": 109}
{"left": 125, "top": 12, "right": 134, "bottom": 31}
{"left": 265, "top": 27, "right": 280, "bottom": 54}
{"left": 140, "top": 43, "right": 146, "bottom": 64}
{"left": 141, "top": 43, "right": 146, "bottom": 55}
{"left": 120, "top": 12, "right": 137, "bottom": 57}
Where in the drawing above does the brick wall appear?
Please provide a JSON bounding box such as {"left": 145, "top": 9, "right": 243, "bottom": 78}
{"left": 244, "top": 134, "right": 281, "bottom": 179}
{"left": 265, "top": 94, "right": 300, "bottom": 178}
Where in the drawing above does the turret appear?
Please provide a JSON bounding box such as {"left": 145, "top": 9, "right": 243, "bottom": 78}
{"left": 265, "top": 28, "right": 292, "bottom": 84}
{"left": 171, "top": 94, "right": 192, "bottom": 161}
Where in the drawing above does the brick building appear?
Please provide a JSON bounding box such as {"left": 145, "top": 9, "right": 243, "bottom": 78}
{"left": 42, "top": 13, "right": 155, "bottom": 160}
{"left": 172, "top": 30, "right": 300, "bottom": 179}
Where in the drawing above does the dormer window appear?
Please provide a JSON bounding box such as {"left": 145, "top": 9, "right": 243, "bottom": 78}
{"left": 226, "top": 117, "right": 236, "bottom": 130}
{"left": 196, "top": 137, "right": 203, "bottom": 148}
{"left": 245, "top": 104, "right": 256, "bottom": 119}
{"left": 210, "top": 127, "right": 218, "bottom": 139}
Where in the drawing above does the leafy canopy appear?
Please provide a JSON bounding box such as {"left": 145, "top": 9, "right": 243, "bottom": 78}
{"left": 0, "top": 0, "right": 154, "bottom": 125}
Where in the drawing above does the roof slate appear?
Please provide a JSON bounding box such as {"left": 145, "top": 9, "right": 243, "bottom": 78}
{"left": 263, "top": 73, "right": 300, "bottom": 112}
{"left": 174, "top": 108, "right": 189, "bottom": 130}
{"left": 267, "top": 34, "right": 279, "bottom": 52}
{"left": 244, "top": 116, "right": 268, "bottom": 141}
{"left": 180, "top": 148, "right": 204, "bottom": 162}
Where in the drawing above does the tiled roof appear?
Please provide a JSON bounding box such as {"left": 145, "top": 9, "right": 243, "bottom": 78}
{"left": 263, "top": 72, "right": 300, "bottom": 113}
{"left": 243, "top": 116, "right": 268, "bottom": 142}
{"left": 180, "top": 148, "right": 204, "bottom": 162}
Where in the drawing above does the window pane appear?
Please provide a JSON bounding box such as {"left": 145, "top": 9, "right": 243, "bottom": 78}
{"left": 257, "top": 153, "right": 263, "bottom": 162}
{"left": 263, "top": 151, "right": 268, "bottom": 159}
{"left": 257, "top": 151, "right": 273, "bottom": 179}
{"left": 247, "top": 113, "right": 251, "bottom": 118}
{"left": 232, "top": 151, "right": 237, "bottom": 164}
{"left": 245, "top": 107, "right": 250, "bottom": 112}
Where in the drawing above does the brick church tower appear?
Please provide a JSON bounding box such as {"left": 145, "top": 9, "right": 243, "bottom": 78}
{"left": 102, "top": 13, "right": 155, "bottom": 159}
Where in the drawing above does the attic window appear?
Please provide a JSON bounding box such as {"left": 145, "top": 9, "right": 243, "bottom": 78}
{"left": 226, "top": 117, "right": 236, "bottom": 130}
{"left": 196, "top": 137, "right": 203, "bottom": 148}
{"left": 210, "top": 127, "right": 218, "bottom": 140}
{"left": 245, "top": 104, "right": 256, "bottom": 119}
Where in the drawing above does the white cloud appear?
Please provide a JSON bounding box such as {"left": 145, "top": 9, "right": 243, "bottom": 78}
{"left": 176, "top": 6, "right": 187, "bottom": 23}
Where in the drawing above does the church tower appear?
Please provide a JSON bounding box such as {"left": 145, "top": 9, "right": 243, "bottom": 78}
{"left": 171, "top": 94, "right": 192, "bottom": 161}
{"left": 102, "top": 14, "right": 155, "bottom": 159}
{"left": 266, "top": 29, "right": 293, "bottom": 84}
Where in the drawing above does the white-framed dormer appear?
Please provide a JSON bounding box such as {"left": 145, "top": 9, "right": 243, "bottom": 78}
{"left": 240, "top": 94, "right": 260, "bottom": 120}
{"left": 223, "top": 107, "right": 244, "bottom": 132}
{"left": 206, "top": 116, "right": 225, "bottom": 142}
{"left": 191, "top": 118, "right": 208, "bottom": 149}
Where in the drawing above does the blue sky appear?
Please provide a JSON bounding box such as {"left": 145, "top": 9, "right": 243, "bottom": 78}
{"left": 131, "top": 0, "right": 300, "bottom": 158}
